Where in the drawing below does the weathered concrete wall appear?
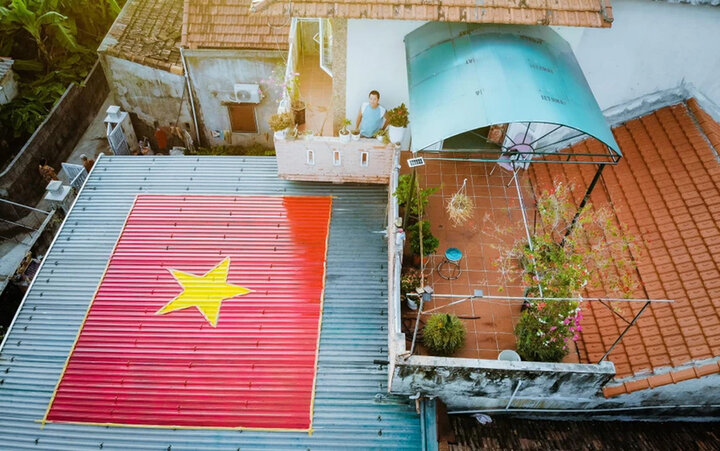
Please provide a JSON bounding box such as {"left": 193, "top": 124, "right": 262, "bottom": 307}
{"left": 183, "top": 49, "right": 286, "bottom": 148}
{"left": 391, "top": 355, "right": 616, "bottom": 410}
{"left": 0, "top": 61, "right": 108, "bottom": 211}
{"left": 331, "top": 19, "right": 348, "bottom": 134}
{"left": 595, "top": 369, "right": 720, "bottom": 410}
{"left": 99, "top": 54, "right": 193, "bottom": 148}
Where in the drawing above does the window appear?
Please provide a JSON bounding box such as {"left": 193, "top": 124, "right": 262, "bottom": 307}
{"left": 227, "top": 104, "right": 257, "bottom": 133}
{"left": 360, "top": 152, "right": 369, "bottom": 167}
{"left": 306, "top": 149, "right": 315, "bottom": 165}
{"left": 332, "top": 150, "right": 341, "bottom": 166}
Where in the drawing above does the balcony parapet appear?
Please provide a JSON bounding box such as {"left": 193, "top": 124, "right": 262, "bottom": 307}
{"left": 274, "top": 135, "right": 396, "bottom": 184}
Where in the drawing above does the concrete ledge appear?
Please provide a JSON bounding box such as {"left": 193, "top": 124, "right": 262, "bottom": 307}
{"left": 275, "top": 136, "right": 395, "bottom": 184}
{"left": 391, "top": 354, "right": 616, "bottom": 410}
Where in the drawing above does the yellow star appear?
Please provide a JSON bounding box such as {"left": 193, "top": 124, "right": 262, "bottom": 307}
{"left": 156, "top": 257, "right": 251, "bottom": 327}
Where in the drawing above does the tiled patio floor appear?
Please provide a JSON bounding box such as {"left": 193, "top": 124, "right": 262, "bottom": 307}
{"left": 401, "top": 153, "right": 581, "bottom": 362}
{"left": 297, "top": 55, "right": 333, "bottom": 137}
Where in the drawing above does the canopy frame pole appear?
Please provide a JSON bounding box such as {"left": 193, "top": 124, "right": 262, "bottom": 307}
{"left": 562, "top": 163, "right": 605, "bottom": 245}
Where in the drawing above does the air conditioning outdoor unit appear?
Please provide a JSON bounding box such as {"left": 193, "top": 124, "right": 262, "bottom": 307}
{"left": 233, "top": 83, "right": 262, "bottom": 103}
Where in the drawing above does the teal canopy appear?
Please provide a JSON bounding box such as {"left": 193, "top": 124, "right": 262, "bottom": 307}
{"left": 404, "top": 23, "right": 620, "bottom": 160}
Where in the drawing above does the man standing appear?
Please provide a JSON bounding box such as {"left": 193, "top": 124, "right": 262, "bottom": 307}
{"left": 355, "top": 90, "right": 388, "bottom": 138}
{"left": 80, "top": 154, "right": 95, "bottom": 173}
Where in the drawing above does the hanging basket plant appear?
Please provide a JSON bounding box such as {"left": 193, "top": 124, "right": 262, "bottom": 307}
{"left": 446, "top": 179, "right": 474, "bottom": 226}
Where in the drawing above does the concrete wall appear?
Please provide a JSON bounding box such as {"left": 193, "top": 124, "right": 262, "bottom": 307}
{"left": 275, "top": 135, "right": 396, "bottom": 183}
{"left": 555, "top": 0, "right": 720, "bottom": 119}
{"left": 345, "top": 2, "right": 720, "bottom": 131}
{"left": 392, "top": 355, "right": 616, "bottom": 410}
{"left": 100, "top": 54, "right": 193, "bottom": 148}
{"left": 183, "top": 49, "right": 286, "bottom": 148}
{"left": 0, "top": 61, "right": 108, "bottom": 210}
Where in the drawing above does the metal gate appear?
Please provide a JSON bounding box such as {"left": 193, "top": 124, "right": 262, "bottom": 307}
{"left": 107, "top": 123, "right": 130, "bottom": 155}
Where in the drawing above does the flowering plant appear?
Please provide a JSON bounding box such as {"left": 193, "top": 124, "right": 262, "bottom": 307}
{"left": 486, "top": 181, "right": 639, "bottom": 362}
{"left": 401, "top": 267, "right": 422, "bottom": 300}
{"left": 386, "top": 103, "right": 409, "bottom": 128}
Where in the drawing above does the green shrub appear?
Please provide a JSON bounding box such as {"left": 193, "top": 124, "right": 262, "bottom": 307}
{"left": 514, "top": 298, "right": 579, "bottom": 362}
{"left": 394, "top": 174, "right": 438, "bottom": 217}
{"left": 386, "top": 103, "right": 409, "bottom": 128}
{"left": 407, "top": 220, "right": 439, "bottom": 256}
{"left": 423, "top": 313, "right": 466, "bottom": 356}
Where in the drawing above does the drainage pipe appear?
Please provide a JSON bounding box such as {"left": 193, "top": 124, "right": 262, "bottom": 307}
{"left": 179, "top": 47, "right": 201, "bottom": 146}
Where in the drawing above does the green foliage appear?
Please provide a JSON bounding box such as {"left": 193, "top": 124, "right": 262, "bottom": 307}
{"left": 268, "top": 111, "right": 293, "bottom": 131}
{"left": 339, "top": 118, "right": 352, "bottom": 134}
{"left": 400, "top": 267, "right": 422, "bottom": 299}
{"left": 407, "top": 220, "right": 439, "bottom": 257}
{"left": 394, "top": 173, "right": 438, "bottom": 217}
{"left": 485, "top": 181, "right": 639, "bottom": 362}
{"left": 193, "top": 144, "right": 275, "bottom": 157}
{"left": 423, "top": 313, "right": 466, "bottom": 356}
{"left": 0, "top": 0, "right": 123, "bottom": 144}
{"left": 514, "top": 286, "right": 580, "bottom": 362}
{"left": 386, "top": 103, "right": 409, "bottom": 128}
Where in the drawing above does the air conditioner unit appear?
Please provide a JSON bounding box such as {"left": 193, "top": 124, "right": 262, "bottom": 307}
{"left": 233, "top": 83, "right": 262, "bottom": 104}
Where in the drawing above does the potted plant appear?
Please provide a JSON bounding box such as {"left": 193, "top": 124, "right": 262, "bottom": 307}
{"left": 401, "top": 267, "right": 422, "bottom": 310}
{"left": 288, "top": 75, "right": 306, "bottom": 126}
{"left": 375, "top": 128, "right": 390, "bottom": 145}
{"left": 304, "top": 129, "right": 315, "bottom": 140}
{"left": 269, "top": 111, "right": 294, "bottom": 139}
{"left": 386, "top": 103, "right": 409, "bottom": 145}
{"left": 407, "top": 220, "right": 439, "bottom": 259}
{"left": 339, "top": 118, "right": 352, "bottom": 143}
{"left": 351, "top": 128, "right": 361, "bottom": 141}
{"left": 423, "top": 313, "right": 466, "bottom": 356}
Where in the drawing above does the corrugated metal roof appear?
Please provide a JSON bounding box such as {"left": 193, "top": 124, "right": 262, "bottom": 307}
{"left": 0, "top": 156, "right": 421, "bottom": 450}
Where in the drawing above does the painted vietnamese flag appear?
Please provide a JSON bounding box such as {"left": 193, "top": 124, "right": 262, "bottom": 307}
{"left": 45, "top": 195, "right": 332, "bottom": 430}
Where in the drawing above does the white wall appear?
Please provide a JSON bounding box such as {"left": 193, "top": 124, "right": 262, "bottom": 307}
{"left": 556, "top": 0, "right": 720, "bottom": 116}
{"left": 346, "top": 2, "right": 720, "bottom": 130}
{"left": 345, "top": 19, "right": 426, "bottom": 130}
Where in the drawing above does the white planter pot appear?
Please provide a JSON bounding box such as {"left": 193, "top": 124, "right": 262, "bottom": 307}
{"left": 273, "top": 129, "right": 287, "bottom": 140}
{"left": 339, "top": 132, "right": 351, "bottom": 143}
{"left": 388, "top": 125, "right": 406, "bottom": 145}
{"left": 351, "top": 132, "right": 361, "bottom": 141}
{"left": 406, "top": 298, "right": 418, "bottom": 311}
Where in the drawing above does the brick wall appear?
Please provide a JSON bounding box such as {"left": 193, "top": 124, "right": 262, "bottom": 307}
{"left": 0, "top": 60, "right": 109, "bottom": 213}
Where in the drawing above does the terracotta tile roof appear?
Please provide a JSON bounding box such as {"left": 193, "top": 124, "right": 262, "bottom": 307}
{"left": 99, "top": 0, "right": 184, "bottom": 74}
{"left": 182, "top": 0, "right": 290, "bottom": 50}
{"left": 250, "top": 0, "right": 614, "bottom": 28}
{"left": 530, "top": 101, "right": 720, "bottom": 397}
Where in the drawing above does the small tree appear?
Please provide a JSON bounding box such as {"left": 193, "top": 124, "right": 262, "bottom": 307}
{"left": 387, "top": 103, "right": 409, "bottom": 128}
{"left": 407, "top": 220, "right": 439, "bottom": 257}
{"left": 423, "top": 313, "right": 466, "bottom": 356}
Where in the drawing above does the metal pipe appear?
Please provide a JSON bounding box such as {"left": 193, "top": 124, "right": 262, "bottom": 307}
{"left": 599, "top": 300, "right": 651, "bottom": 363}
{"left": 179, "top": 47, "right": 201, "bottom": 146}
{"left": 408, "top": 293, "right": 425, "bottom": 357}
{"left": 421, "top": 157, "right": 617, "bottom": 165}
{"left": 0, "top": 198, "right": 51, "bottom": 214}
{"left": 505, "top": 380, "right": 522, "bottom": 410}
{"left": 449, "top": 404, "right": 720, "bottom": 415}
